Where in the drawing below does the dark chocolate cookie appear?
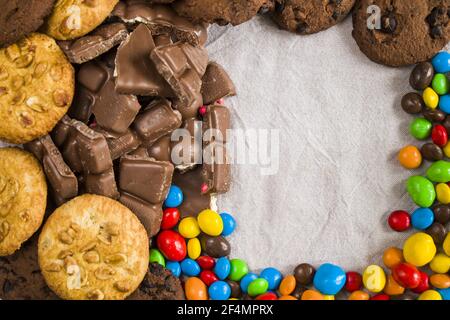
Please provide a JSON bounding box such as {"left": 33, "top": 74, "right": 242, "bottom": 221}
{"left": 0, "top": 0, "right": 55, "bottom": 48}
{"left": 352, "top": 0, "right": 450, "bottom": 67}
{"left": 271, "top": 0, "right": 356, "bottom": 34}
{"left": 128, "top": 263, "right": 185, "bottom": 300}
{"left": 172, "top": 0, "right": 274, "bottom": 26}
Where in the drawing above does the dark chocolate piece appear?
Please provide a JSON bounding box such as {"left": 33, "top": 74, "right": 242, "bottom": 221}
{"left": 201, "top": 62, "right": 236, "bottom": 105}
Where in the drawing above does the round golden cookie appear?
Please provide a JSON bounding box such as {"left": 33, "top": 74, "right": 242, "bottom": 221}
{"left": 43, "top": 0, "right": 120, "bottom": 40}
{"left": 0, "top": 148, "right": 47, "bottom": 256}
{"left": 38, "top": 194, "right": 150, "bottom": 300}
{"left": 0, "top": 33, "right": 74, "bottom": 144}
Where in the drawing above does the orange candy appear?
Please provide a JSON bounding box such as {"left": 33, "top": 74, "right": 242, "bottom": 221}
{"left": 185, "top": 277, "right": 208, "bottom": 300}
{"left": 384, "top": 274, "right": 405, "bottom": 296}
{"left": 398, "top": 145, "right": 422, "bottom": 169}
{"left": 348, "top": 290, "right": 370, "bottom": 300}
{"left": 278, "top": 295, "right": 297, "bottom": 300}
{"left": 430, "top": 274, "right": 450, "bottom": 289}
{"left": 301, "top": 290, "right": 324, "bottom": 300}
{"left": 279, "top": 275, "right": 296, "bottom": 296}
{"left": 383, "top": 247, "right": 404, "bottom": 269}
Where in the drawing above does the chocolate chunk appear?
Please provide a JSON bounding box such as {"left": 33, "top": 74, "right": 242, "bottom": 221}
{"left": 202, "top": 142, "right": 231, "bottom": 194}
{"left": 133, "top": 99, "right": 182, "bottom": 146}
{"left": 58, "top": 23, "right": 128, "bottom": 64}
{"left": 294, "top": 263, "right": 316, "bottom": 286}
{"left": 84, "top": 169, "right": 119, "bottom": 199}
{"left": 115, "top": 23, "right": 174, "bottom": 96}
{"left": 401, "top": 92, "right": 424, "bottom": 114}
{"left": 203, "top": 104, "right": 230, "bottom": 143}
{"left": 95, "top": 128, "right": 142, "bottom": 160}
{"left": 200, "top": 234, "right": 231, "bottom": 258}
{"left": 201, "top": 62, "right": 236, "bottom": 105}
{"left": 148, "top": 135, "right": 172, "bottom": 162}
{"left": 421, "top": 143, "right": 443, "bottom": 161}
{"left": 410, "top": 62, "right": 434, "bottom": 90}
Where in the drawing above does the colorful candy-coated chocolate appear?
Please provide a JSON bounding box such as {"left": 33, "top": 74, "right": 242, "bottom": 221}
{"left": 432, "top": 73, "right": 449, "bottom": 95}
{"left": 392, "top": 262, "right": 421, "bottom": 289}
{"left": 214, "top": 257, "right": 231, "bottom": 280}
{"left": 436, "top": 183, "right": 450, "bottom": 204}
{"left": 220, "top": 212, "right": 236, "bottom": 236}
{"left": 260, "top": 267, "right": 282, "bottom": 291}
{"left": 240, "top": 273, "right": 258, "bottom": 293}
{"left": 156, "top": 230, "right": 187, "bottom": 262}
{"left": 279, "top": 275, "right": 296, "bottom": 296}
{"left": 323, "top": 295, "right": 335, "bottom": 300}
{"left": 429, "top": 253, "right": 450, "bottom": 273}
{"left": 439, "top": 94, "right": 450, "bottom": 113}
{"left": 384, "top": 274, "right": 405, "bottom": 296}
{"left": 185, "top": 277, "right": 208, "bottom": 300}
{"left": 423, "top": 87, "right": 439, "bottom": 109}
{"left": 180, "top": 258, "right": 201, "bottom": 276}
{"left": 418, "top": 290, "right": 442, "bottom": 300}
{"left": 403, "top": 232, "right": 436, "bottom": 267}
{"left": 278, "top": 295, "right": 297, "bottom": 300}
{"left": 432, "top": 51, "right": 450, "bottom": 73}
{"left": 198, "top": 105, "right": 207, "bottom": 116}
{"left": 362, "top": 265, "right": 386, "bottom": 293}
{"left": 228, "top": 258, "right": 248, "bottom": 282}
{"left": 438, "top": 288, "right": 450, "bottom": 300}
{"left": 411, "top": 207, "right": 434, "bottom": 230}
{"left": 388, "top": 210, "right": 411, "bottom": 232}
{"left": 178, "top": 217, "right": 201, "bottom": 239}
{"left": 430, "top": 274, "right": 450, "bottom": 289}
{"left": 161, "top": 207, "right": 180, "bottom": 230}
{"left": 149, "top": 248, "right": 165, "bottom": 267}
{"left": 313, "top": 263, "right": 346, "bottom": 295}
{"left": 197, "top": 256, "right": 215, "bottom": 270}
{"left": 409, "top": 118, "right": 432, "bottom": 140}
{"left": 208, "top": 281, "right": 231, "bottom": 300}
{"left": 398, "top": 145, "right": 422, "bottom": 169}
{"left": 165, "top": 261, "right": 181, "bottom": 277}
{"left": 345, "top": 271, "right": 362, "bottom": 292}
{"left": 406, "top": 176, "right": 436, "bottom": 207}
{"left": 301, "top": 290, "right": 324, "bottom": 300}
{"left": 164, "top": 185, "right": 183, "bottom": 208}
{"left": 248, "top": 278, "right": 269, "bottom": 297}
{"left": 444, "top": 233, "right": 450, "bottom": 256}
{"left": 432, "top": 125, "right": 448, "bottom": 147}
{"left": 426, "top": 160, "right": 450, "bottom": 183}
{"left": 411, "top": 271, "right": 429, "bottom": 294}
{"left": 255, "top": 292, "right": 278, "bottom": 300}
{"left": 348, "top": 290, "right": 370, "bottom": 300}
{"left": 382, "top": 247, "right": 404, "bottom": 269}
{"left": 197, "top": 209, "right": 224, "bottom": 236}
{"left": 187, "top": 238, "right": 201, "bottom": 260}
{"left": 370, "top": 294, "right": 390, "bottom": 300}
{"left": 200, "top": 270, "right": 219, "bottom": 286}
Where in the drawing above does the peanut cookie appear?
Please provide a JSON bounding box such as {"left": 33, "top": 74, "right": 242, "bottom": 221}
{"left": 0, "top": 33, "right": 74, "bottom": 144}
{"left": 38, "top": 194, "right": 149, "bottom": 300}
{"left": 0, "top": 0, "right": 56, "bottom": 48}
{"left": 43, "top": 0, "right": 119, "bottom": 40}
{"left": 352, "top": 0, "right": 450, "bottom": 67}
{"left": 271, "top": 0, "right": 356, "bottom": 35}
{"left": 172, "top": 0, "right": 274, "bottom": 26}
{"left": 0, "top": 148, "right": 47, "bottom": 256}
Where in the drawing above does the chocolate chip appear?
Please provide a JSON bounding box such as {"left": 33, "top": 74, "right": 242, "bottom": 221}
{"left": 296, "top": 22, "right": 308, "bottom": 34}
{"left": 410, "top": 62, "right": 434, "bottom": 90}
{"left": 380, "top": 13, "right": 397, "bottom": 33}
{"left": 401, "top": 92, "right": 425, "bottom": 114}
{"left": 275, "top": 1, "right": 285, "bottom": 13}
{"left": 423, "top": 108, "right": 446, "bottom": 122}
{"left": 421, "top": 143, "right": 444, "bottom": 161}
{"left": 294, "top": 263, "right": 315, "bottom": 285}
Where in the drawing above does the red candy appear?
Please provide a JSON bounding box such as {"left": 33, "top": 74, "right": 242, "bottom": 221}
{"left": 216, "top": 98, "right": 225, "bottom": 105}
{"left": 161, "top": 208, "right": 180, "bottom": 230}
{"left": 200, "top": 270, "right": 219, "bottom": 286}
{"left": 411, "top": 271, "right": 430, "bottom": 294}
{"left": 431, "top": 124, "right": 448, "bottom": 147}
{"left": 393, "top": 262, "right": 421, "bottom": 289}
{"left": 345, "top": 271, "right": 362, "bottom": 292}
{"left": 256, "top": 292, "right": 278, "bottom": 300}
{"left": 388, "top": 210, "right": 411, "bottom": 232}
{"left": 198, "top": 105, "right": 207, "bottom": 116}
{"left": 370, "top": 294, "right": 390, "bottom": 300}
{"left": 156, "top": 230, "right": 186, "bottom": 262}
{"left": 197, "top": 256, "right": 215, "bottom": 270}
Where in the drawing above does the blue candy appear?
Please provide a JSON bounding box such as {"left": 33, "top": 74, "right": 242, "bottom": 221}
{"left": 220, "top": 212, "right": 236, "bottom": 236}
{"left": 164, "top": 185, "right": 183, "bottom": 208}
{"left": 208, "top": 281, "right": 231, "bottom": 300}
{"left": 432, "top": 52, "right": 450, "bottom": 73}
{"left": 260, "top": 267, "right": 282, "bottom": 290}
{"left": 214, "top": 257, "right": 231, "bottom": 280}
{"left": 313, "top": 263, "right": 346, "bottom": 295}
{"left": 411, "top": 207, "right": 434, "bottom": 230}
{"left": 438, "top": 288, "right": 450, "bottom": 300}
{"left": 180, "top": 258, "right": 200, "bottom": 276}
{"left": 166, "top": 261, "right": 181, "bottom": 277}
{"left": 240, "top": 273, "right": 258, "bottom": 293}
{"left": 439, "top": 94, "right": 450, "bottom": 114}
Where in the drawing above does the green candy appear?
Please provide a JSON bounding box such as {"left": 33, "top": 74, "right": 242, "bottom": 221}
{"left": 149, "top": 249, "right": 165, "bottom": 267}
{"left": 432, "top": 73, "right": 450, "bottom": 95}
{"left": 247, "top": 278, "right": 269, "bottom": 297}
{"left": 426, "top": 160, "right": 450, "bottom": 183}
{"left": 409, "top": 118, "right": 432, "bottom": 140}
{"left": 406, "top": 176, "right": 436, "bottom": 208}
{"left": 229, "top": 259, "right": 249, "bottom": 281}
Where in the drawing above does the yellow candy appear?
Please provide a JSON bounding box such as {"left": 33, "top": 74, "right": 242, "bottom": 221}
{"left": 197, "top": 209, "right": 223, "bottom": 236}
{"left": 178, "top": 217, "right": 200, "bottom": 239}
{"left": 436, "top": 183, "right": 450, "bottom": 204}
{"left": 444, "top": 142, "right": 450, "bottom": 158}
{"left": 444, "top": 232, "right": 450, "bottom": 256}
{"left": 323, "top": 295, "right": 335, "bottom": 300}
{"left": 403, "top": 232, "right": 436, "bottom": 267}
{"left": 418, "top": 290, "right": 442, "bottom": 300}
{"left": 187, "top": 238, "right": 201, "bottom": 260}
{"left": 423, "top": 87, "right": 439, "bottom": 109}
{"left": 430, "top": 253, "right": 450, "bottom": 274}
{"left": 362, "top": 265, "right": 386, "bottom": 293}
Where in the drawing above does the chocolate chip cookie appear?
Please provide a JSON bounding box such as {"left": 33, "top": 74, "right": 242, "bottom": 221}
{"left": 172, "top": 0, "right": 274, "bottom": 26}
{"left": 271, "top": 0, "right": 356, "bottom": 35}
{"left": 352, "top": 0, "right": 450, "bottom": 67}
{"left": 0, "top": 0, "right": 56, "bottom": 48}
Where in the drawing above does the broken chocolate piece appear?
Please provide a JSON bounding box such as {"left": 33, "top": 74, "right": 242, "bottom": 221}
{"left": 171, "top": 117, "right": 202, "bottom": 171}
{"left": 203, "top": 104, "right": 230, "bottom": 144}
{"left": 148, "top": 135, "right": 172, "bottom": 162}
{"left": 85, "top": 168, "right": 119, "bottom": 199}
{"left": 201, "top": 62, "right": 236, "bottom": 105}
{"left": 202, "top": 142, "right": 230, "bottom": 195}
{"left": 95, "top": 128, "right": 142, "bottom": 160}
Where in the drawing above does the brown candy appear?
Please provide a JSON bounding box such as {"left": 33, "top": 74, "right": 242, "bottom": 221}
{"left": 433, "top": 204, "right": 450, "bottom": 224}
{"left": 226, "top": 280, "right": 242, "bottom": 299}
{"left": 421, "top": 143, "right": 444, "bottom": 161}
{"left": 401, "top": 92, "right": 424, "bottom": 114}
{"left": 294, "top": 263, "right": 315, "bottom": 286}
{"left": 443, "top": 116, "right": 450, "bottom": 133}
{"left": 201, "top": 62, "right": 236, "bottom": 105}
{"left": 423, "top": 108, "right": 446, "bottom": 123}
{"left": 291, "top": 285, "right": 307, "bottom": 300}
{"left": 410, "top": 62, "right": 434, "bottom": 90}
{"left": 199, "top": 234, "right": 231, "bottom": 258}
{"left": 426, "top": 222, "right": 447, "bottom": 245}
